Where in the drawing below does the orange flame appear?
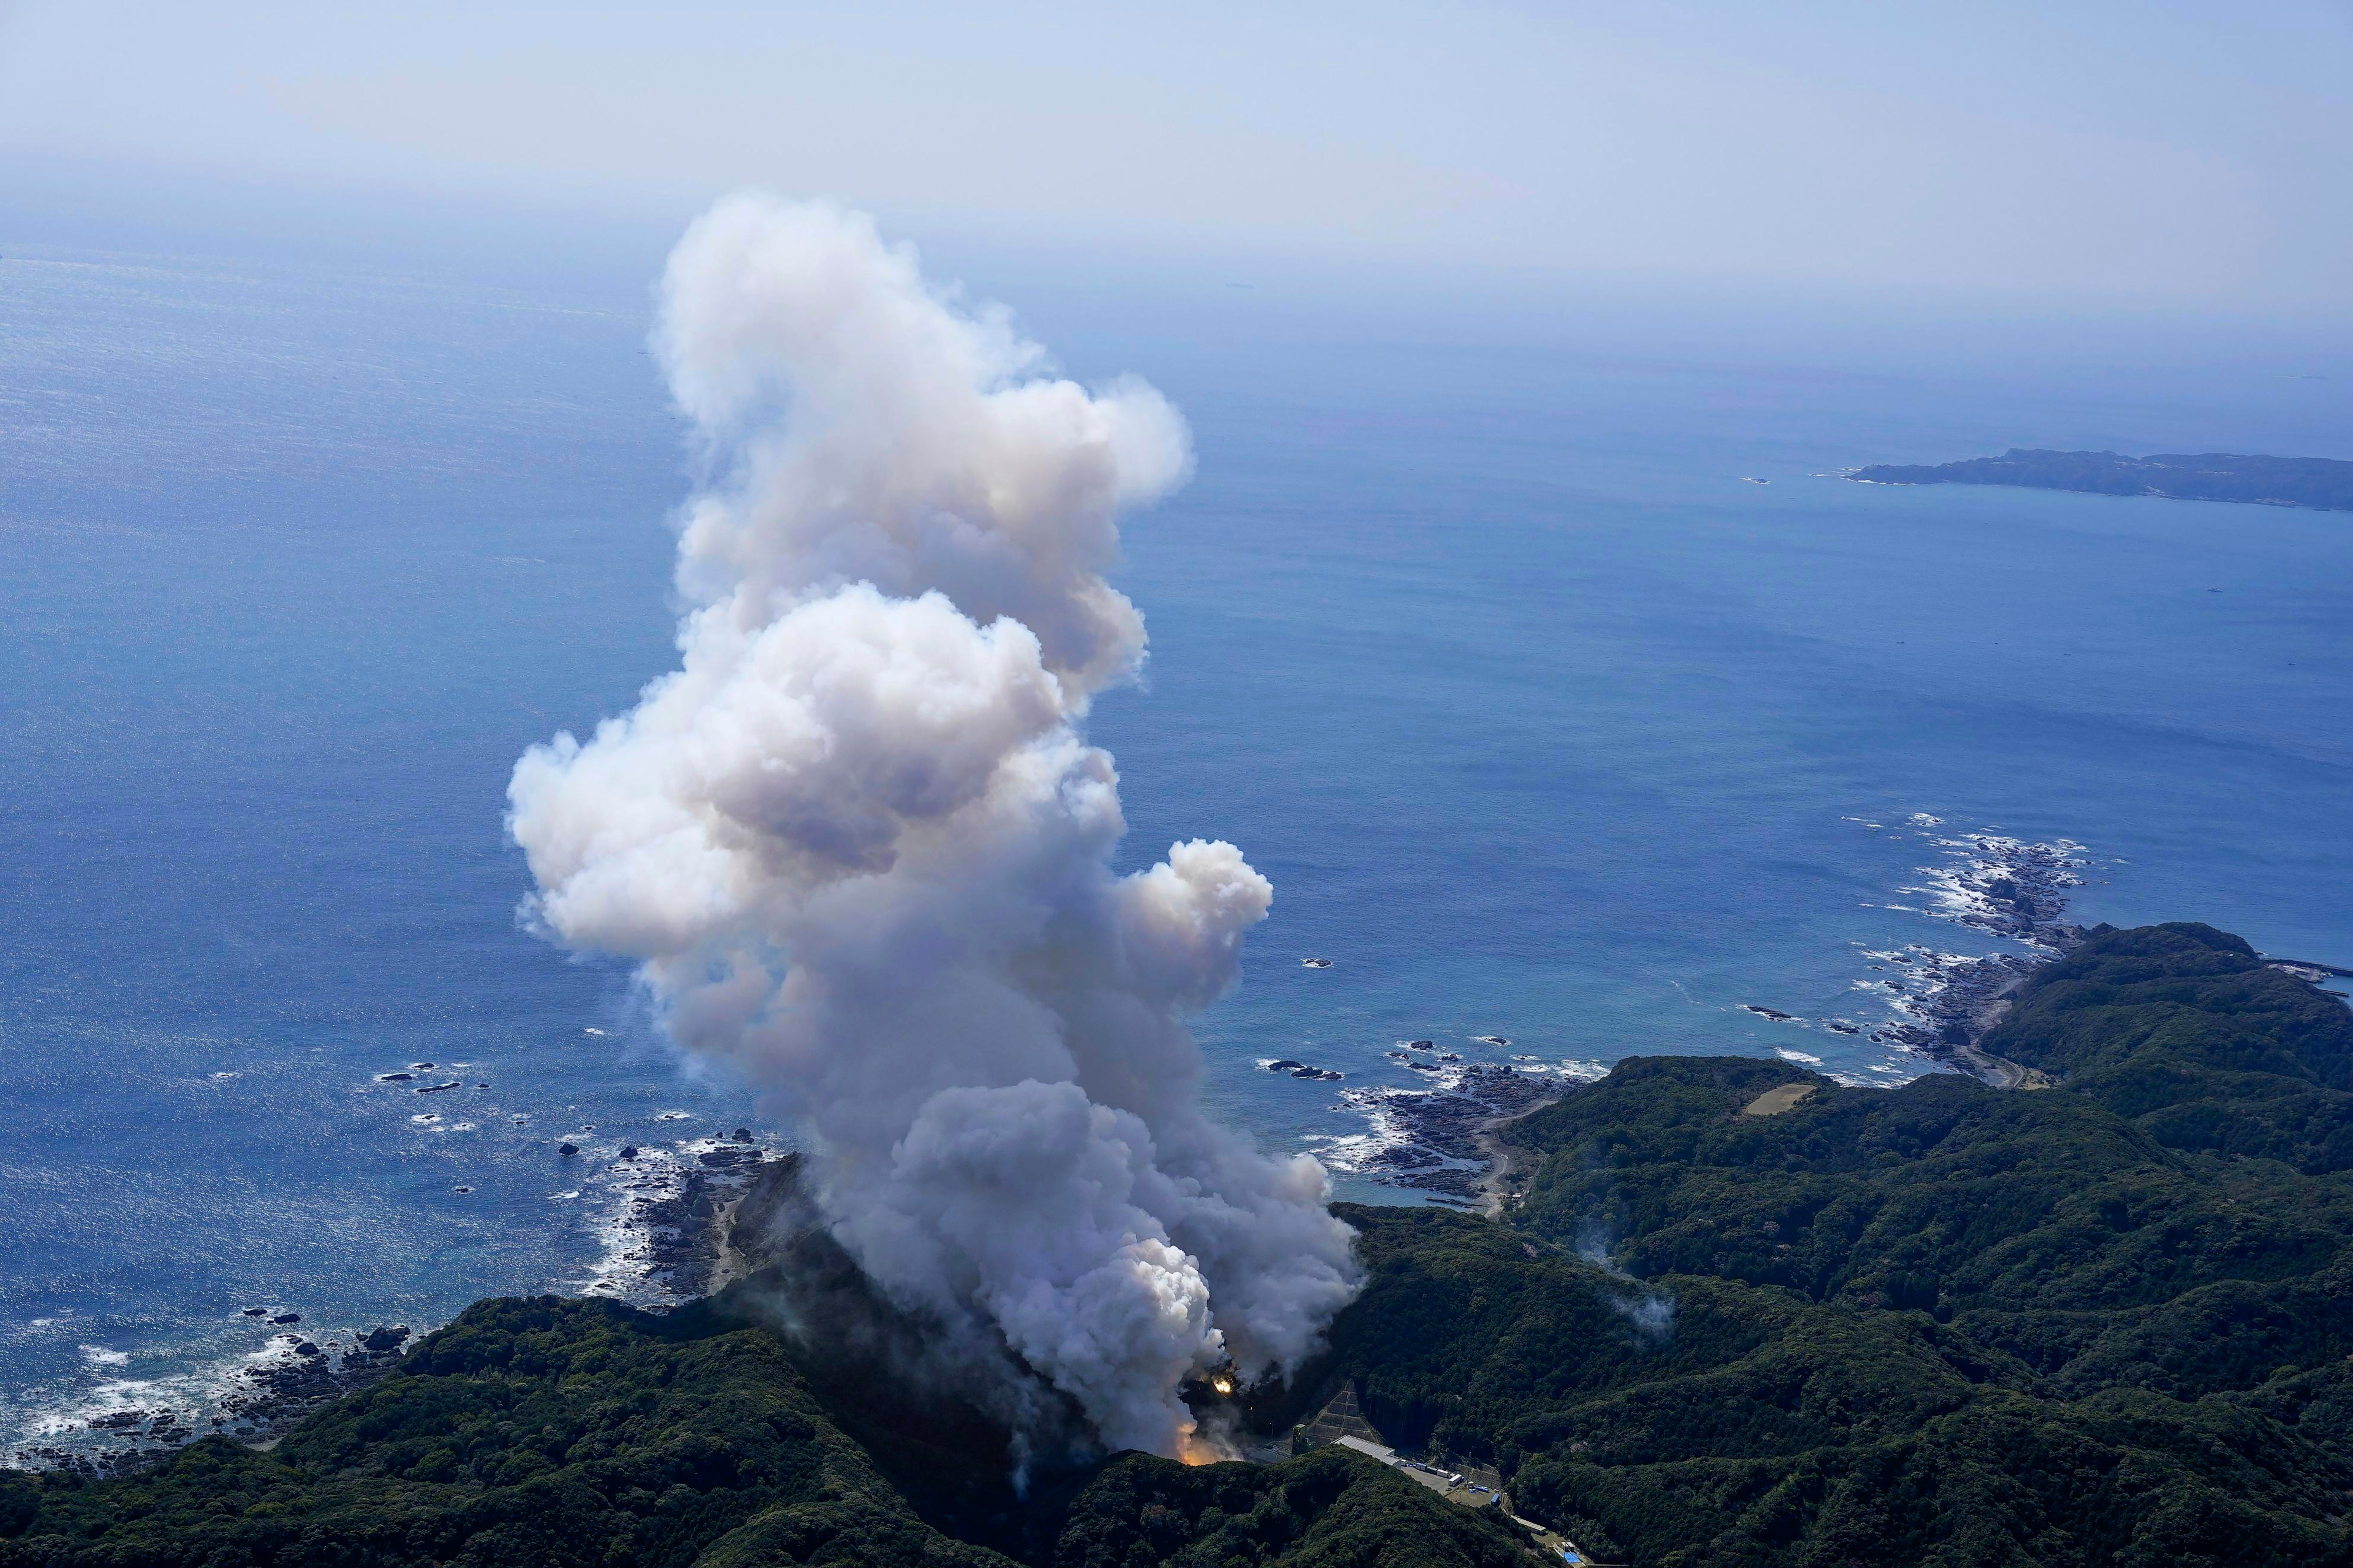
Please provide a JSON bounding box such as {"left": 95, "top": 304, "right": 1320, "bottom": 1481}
{"left": 1176, "top": 1420, "right": 1241, "bottom": 1466}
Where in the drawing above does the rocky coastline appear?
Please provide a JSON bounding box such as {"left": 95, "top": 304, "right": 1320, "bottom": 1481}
{"left": 1308, "top": 823, "right": 2104, "bottom": 1211}
{"left": 0, "top": 828, "right": 2119, "bottom": 1474}
{"left": 9, "top": 1138, "right": 797, "bottom": 1477}
{"left": 1725, "top": 824, "right": 2096, "bottom": 1087}
{"left": 11, "top": 1326, "right": 416, "bottom": 1478}
{"left": 1862, "top": 831, "right": 2091, "bottom": 1083}
{"left": 1336, "top": 1059, "right": 1570, "bottom": 1205}
{"left": 582, "top": 1133, "right": 785, "bottom": 1303}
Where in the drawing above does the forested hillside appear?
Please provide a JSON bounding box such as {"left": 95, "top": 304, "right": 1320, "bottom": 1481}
{"left": 0, "top": 1295, "right": 1530, "bottom": 1568}
{"left": 7, "top": 924, "right": 2350, "bottom": 1567}
{"left": 1299, "top": 925, "right": 2353, "bottom": 1565}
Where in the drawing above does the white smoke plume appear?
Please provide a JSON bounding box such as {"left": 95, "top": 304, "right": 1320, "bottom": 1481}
{"left": 509, "top": 195, "right": 1361, "bottom": 1459}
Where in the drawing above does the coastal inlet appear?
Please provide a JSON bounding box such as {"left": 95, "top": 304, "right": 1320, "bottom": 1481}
{"left": 1308, "top": 1042, "right": 1603, "bottom": 1208}
{"left": 1293, "top": 817, "right": 2111, "bottom": 1205}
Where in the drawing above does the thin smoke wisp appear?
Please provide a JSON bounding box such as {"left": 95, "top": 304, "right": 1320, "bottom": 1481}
{"left": 508, "top": 196, "right": 1361, "bottom": 1459}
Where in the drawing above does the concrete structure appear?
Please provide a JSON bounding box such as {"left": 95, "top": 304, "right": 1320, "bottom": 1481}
{"left": 1294, "top": 1384, "right": 1384, "bottom": 1450}
{"left": 1510, "top": 1514, "right": 1589, "bottom": 1564}
{"left": 1296, "top": 1388, "right": 1507, "bottom": 1509}
{"left": 1296, "top": 1393, "right": 1599, "bottom": 1563}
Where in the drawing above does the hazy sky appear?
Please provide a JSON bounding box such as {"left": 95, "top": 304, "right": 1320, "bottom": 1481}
{"left": 3, "top": 1, "right": 2348, "bottom": 311}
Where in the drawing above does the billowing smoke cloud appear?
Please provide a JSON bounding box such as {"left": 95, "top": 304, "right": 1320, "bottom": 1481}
{"left": 509, "top": 196, "right": 1360, "bottom": 1458}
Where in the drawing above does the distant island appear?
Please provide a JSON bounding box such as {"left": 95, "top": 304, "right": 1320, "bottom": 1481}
{"left": 9, "top": 922, "right": 2353, "bottom": 1566}
{"left": 1851, "top": 448, "right": 2353, "bottom": 511}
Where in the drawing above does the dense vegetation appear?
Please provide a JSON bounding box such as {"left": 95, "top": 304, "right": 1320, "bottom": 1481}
{"left": 1047, "top": 1450, "right": 1533, "bottom": 1568}
{"left": 8, "top": 923, "right": 2350, "bottom": 1566}
{"left": 0, "top": 1296, "right": 1008, "bottom": 1568}
{"left": 0, "top": 1292, "right": 1532, "bottom": 1567}
{"left": 1294, "top": 925, "right": 2353, "bottom": 1565}
{"left": 1982, "top": 923, "right": 2353, "bottom": 1174}
{"left": 1851, "top": 449, "right": 2353, "bottom": 511}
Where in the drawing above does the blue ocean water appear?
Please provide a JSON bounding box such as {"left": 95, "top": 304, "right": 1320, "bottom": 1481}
{"left": 3, "top": 233, "right": 2349, "bottom": 1458}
